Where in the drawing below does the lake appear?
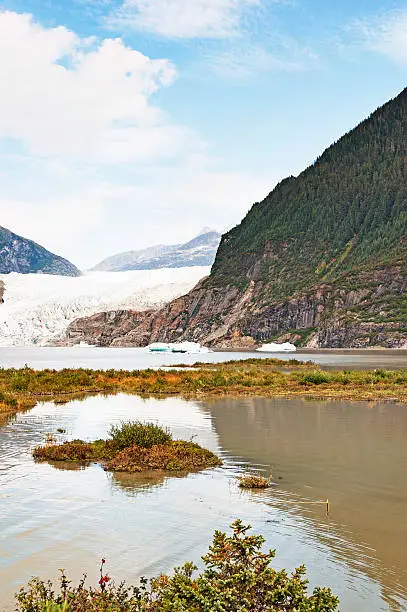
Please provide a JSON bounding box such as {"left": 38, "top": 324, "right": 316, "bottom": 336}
{"left": 1, "top": 346, "right": 407, "bottom": 371}
{"left": 1, "top": 393, "right": 407, "bottom": 610}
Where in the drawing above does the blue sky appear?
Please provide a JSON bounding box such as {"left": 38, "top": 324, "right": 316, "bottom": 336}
{"left": 1, "top": 0, "right": 407, "bottom": 267}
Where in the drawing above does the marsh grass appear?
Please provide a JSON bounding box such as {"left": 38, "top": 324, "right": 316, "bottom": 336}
{"left": 1, "top": 360, "right": 407, "bottom": 420}
{"left": 108, "top": 440, "right": 222, "bottom": 473}
{"left": 33, "top": 439, "right": 117, "bottom": 463}
{"left": 176, "top": 358, "right": 315, "bottom": 369}
{"left": 238, "top": 474, "right": 270, "bottom": 489}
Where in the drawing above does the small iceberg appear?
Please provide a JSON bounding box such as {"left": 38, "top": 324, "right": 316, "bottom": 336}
{"left": 256, "top": 342, "right": 297, "bottom": 353}
{"left": 148, "top": 342, "right": 211, "bottom": 354}
{"left": 149, "top": 343, "right": 171, "bottom": 353}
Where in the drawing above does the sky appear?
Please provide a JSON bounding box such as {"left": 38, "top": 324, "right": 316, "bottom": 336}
{"left": 1, "top": 0, "right": 407, "bottom": 269}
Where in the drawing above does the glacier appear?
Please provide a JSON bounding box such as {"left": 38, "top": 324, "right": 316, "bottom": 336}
{"left": 0, "top": 267, "right": 210, "bottom": 347}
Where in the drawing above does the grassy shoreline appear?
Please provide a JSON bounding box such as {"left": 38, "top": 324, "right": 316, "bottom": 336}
{"left": 1, "top": 358, "right": 407, "bottom": 418}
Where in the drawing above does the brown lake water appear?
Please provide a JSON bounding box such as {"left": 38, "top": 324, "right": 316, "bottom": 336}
{"left": 1, "top": 394, "right": 407, "bottom": 610}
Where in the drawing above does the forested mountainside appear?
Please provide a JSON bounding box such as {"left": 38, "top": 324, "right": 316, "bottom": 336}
{"left": 211, "top": 87, "right": 407, "bottom": 297}
{"left": 0, "top": 226, "right": 80, "bottom": 276}
{"left": 93, "top": 231, "right": 221, "bottom": 271}
{"left": 63, "top": 88, "right": 407, "bottom": 349}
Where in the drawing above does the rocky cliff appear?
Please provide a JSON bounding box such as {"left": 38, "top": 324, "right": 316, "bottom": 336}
{"left": 63, "top": 264, "right": 407, "bottom": 348}
{"left": 62, "top": 88, "right": 407, "bottom": 348}
{"left": 0, "top": 226, "right": 80, "bottom": 276}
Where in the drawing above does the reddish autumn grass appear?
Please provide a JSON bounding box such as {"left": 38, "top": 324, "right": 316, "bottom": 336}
{"left": 33, "top": 421, "right": 222, "bottom": 474}
{"left": 107, "top": 440, "right": 222, "bottom": 473}
{"left": 33, "top": 439, "right": 116, "bottom": 463}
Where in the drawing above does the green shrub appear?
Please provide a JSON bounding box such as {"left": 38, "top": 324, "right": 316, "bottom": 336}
{"left": 11, "top": 376, "right": 29, "bottom": 392}
{"left": 300, "top": 372, "right": 331, "bottom": 385}
{"left": 109, "top": 421, "right": 172, "bottom": 451}
{"left": 15, "top": 521, "right": 339, "bottom": 611}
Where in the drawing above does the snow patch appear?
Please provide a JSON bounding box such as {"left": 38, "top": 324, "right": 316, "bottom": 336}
{"left": 0, "top": 268, "right": 209, "bottom": 347}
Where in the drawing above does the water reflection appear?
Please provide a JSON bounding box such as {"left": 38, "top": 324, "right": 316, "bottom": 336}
{"left": 208, "top": 397, "right": 407, "bottom": 610}
{"left": 0, "top": 393, "right": 406, "bottom": 611}
{"left": 48, "top": 460, "right": 85, "bottom": 472}
{"left": 109, "top": 470, "right": 181, "bottom": 497}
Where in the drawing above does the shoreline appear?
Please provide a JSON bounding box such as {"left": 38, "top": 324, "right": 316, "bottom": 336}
{"left": 1, "top": 359, "right": 407, "bottom": 419}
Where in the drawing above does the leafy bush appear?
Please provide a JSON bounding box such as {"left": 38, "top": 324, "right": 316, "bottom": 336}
{"left": 16, "top": 521, "right": 339, "bottom": 611}
{"left": 109, "top": 421, "right": 172, "bottom": 451}
{"left": 300, "top": 372, "right": 331, "bottom": 385}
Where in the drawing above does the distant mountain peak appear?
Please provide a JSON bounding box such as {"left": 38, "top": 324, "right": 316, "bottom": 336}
{"left": 0, "top": 226, "right": 80, "bottom": 277}
{"left": 197, "top": 226, "right": 216, "bottom": 236}
{"left": 92, "top": 230, "right": 221, "bottom": 272}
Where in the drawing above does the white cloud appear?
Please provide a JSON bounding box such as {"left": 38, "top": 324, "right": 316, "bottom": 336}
{"left": 0, "top": 187, "right": 107, "bottom": 261}
{"left": 0, "top": 11, "right": 194, "bottom": 162}
{"left": 0, "top": 10, "right": 274, "bottom": 269}
{"left": 349, "top": 9, "right": 407, "bottom": 64}
{"left": 206, "top": 40, "right": 319, "bottom": 79}
{"left": 0, "top": 163, "right": 273, "bottom": 268}
{"left": 109, "top": 0, "right": 260, "bottom": 39}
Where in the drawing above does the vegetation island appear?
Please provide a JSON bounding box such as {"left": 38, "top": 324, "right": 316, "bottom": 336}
{"left": 33, "top": 420, "right": 222, "bottom": 474}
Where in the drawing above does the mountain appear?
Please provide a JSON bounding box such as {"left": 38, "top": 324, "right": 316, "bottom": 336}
{"left": 92, "top": 230, "right": 221, "bottom": 272}
{"left": 64, "top": 88, "right": 407, "bottom": 348}
{"left": 0, "top": 268, "right": 208, "bottom": 347}
{"left": 0, "top": 226, "right": 80, "bottom": 277}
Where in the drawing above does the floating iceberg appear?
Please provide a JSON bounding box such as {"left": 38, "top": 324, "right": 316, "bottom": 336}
{"left": 148, "top": 342, "right": 211, "bottom": 354}
{"left": 256, "top": 342, "right": 297, "bottom": 353}
{"left": 149, "top": 343, "right": 172, "bottom": 353}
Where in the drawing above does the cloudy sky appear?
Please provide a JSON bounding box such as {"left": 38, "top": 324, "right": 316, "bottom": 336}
{"left": 1, "top": 0, "right": 407, "bottom": 268}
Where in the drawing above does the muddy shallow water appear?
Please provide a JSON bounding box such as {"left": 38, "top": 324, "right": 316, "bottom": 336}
{"left": 1, "top": 394, "right": 407, "bottom": 610}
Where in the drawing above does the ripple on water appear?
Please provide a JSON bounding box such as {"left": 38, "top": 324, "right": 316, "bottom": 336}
{"left": 0, "top": 393, "right": 406, "bottom": 611}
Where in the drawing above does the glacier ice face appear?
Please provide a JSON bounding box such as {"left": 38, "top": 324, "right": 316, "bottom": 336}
{"left": 0, "top": 267, "right": 209, "bottom": 347}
